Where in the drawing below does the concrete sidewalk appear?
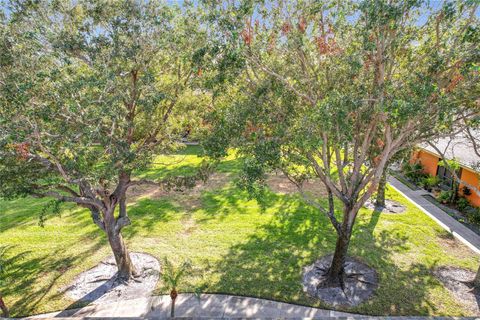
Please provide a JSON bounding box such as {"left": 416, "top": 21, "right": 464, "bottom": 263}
{"left": 25, "top": 294, "right": 355, "bottom": 319}
{"left": 389, "top": 176, "right": 480, "bottom": 254}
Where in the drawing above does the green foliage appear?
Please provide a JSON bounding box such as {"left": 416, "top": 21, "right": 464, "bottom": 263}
{"left": 38, "top": 199, "right": 63, "bottom": 227}
{"left": 437, "top": 190, "right": 455, "bottom": 205}
{"left": 438, "top": 159, "right": 461, "bottom": 171}
{"left": 421, "top": 176, "right": 441, "bottom": 190}
{"left": 161, "top": 257, "right": 192, "bottom": 291}
{"left": 0, "top": 0, "right": 211, "bottom": 210}
{"left": 203, "top": 0, "right": 479, "bottom": 226}
{"left": 456, "top": 197, "right": 471, "bottom": 212}
{"left": 402, "top": 162, "right": 428, "bottom": 185}
{"left": 467, "top": 207, "right": 480, "bottom": 226}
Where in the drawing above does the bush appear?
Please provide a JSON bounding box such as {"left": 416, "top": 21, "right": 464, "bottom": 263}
{"left": 456, "top": 197, "right": 471, "bottom": 212}
{"left": 402, "top": 162, "right": 428, "bottom": 184}
{"left": 437, "top": 190, "right": 454, "bottom": 204}
{"left": 421, "top": 176, "right": 441, "bottom": 190}
{"left": 467, "top": 207, "right": 480, "bottom": 226}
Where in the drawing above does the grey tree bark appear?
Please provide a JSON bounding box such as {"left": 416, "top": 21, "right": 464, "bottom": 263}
{"left": 375, "top": 170, "right": 387, "bottom": 208}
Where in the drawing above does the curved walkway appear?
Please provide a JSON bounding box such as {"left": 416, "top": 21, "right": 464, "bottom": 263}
{"left": 25, "top": 294, "right": 354, "bottom": 318}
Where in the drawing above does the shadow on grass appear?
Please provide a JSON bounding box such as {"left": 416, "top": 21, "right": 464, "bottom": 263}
{"left": 208, "top": 193, "right": 441, "bottom": 316}
{"left": 196, "top": 187, "right": 261, "bottom": 223}
{"left": 125, "top": 198, "right": 179, "bottom": 238}
{"left": 0, "top": 198, "right": 53, "bottom": 233}
{"left": 2, "top": 238, "right": 106, "bottom": 317}
{"left": 138, "top": 158, "right": 242, "bottom": 182}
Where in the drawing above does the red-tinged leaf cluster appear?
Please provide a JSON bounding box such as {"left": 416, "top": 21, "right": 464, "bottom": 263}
{"left": 445, "top": 73, "right": 464, "bottom": 93}
{"left": 376, "top": 138, "right": 385, "bottom": 149}
{"left": 244, "top": 121, "right": 262, "bottom": 137}
{"left": 13, "top": 142, "right": 30, "bottom": 160}
{"left": 241, "top": 19, "right": 253, "bottom": 46}
{"left": 298, "top": 17, "right": 307, "bottom": 33}
{"left": 268, "top": 32, "right": 277, "bottom": 53}
{"left": 281, "top": 22, "right": 292, "bottom": 35}
{"left": 314, "top": 26, "right": 342, "bottom": 56}
{"left": 315, "top": 36, "right": 340, "bottom": 55}
{"left": 364, "top": 53, "right": 373, "bottom": 70}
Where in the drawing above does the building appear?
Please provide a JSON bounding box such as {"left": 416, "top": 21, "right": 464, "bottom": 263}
{"left": 412, "top": 134, "right": 480, "bottom": 207}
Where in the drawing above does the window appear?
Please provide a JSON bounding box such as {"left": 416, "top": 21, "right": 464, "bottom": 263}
{"left": 436, "top": 163, "right": 462, "bottom": 189}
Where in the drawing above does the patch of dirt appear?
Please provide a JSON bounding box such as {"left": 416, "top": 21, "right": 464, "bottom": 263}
{"left": 63, "top": 252, "right": 160, "bottom": 304}
{"left": 266, "top": 174, "right": 327, "bottom": 198}
{"left": 127, "top": 185, "right": 166, "bottom": 203}
{"left": 363, "top": 199, "right": 406, "bottom": 214}
{"left": 433, "top": 266, "right": 480, "bottom": 315}
{"left": 437, "top": 232, "right": 478, "bottom": 259}
{"left": 127, "top": 172, "right": 231, "bottom": 203}
{"left": 302, "top": 254, "right": 378, "bottom": 307}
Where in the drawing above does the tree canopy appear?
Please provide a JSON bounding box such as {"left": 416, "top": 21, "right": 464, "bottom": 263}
{"left": 203, "top": 0, "right": 479, "bottom": 289}
{"left": 0, "top": 0, "right": 211, "bottom": 279}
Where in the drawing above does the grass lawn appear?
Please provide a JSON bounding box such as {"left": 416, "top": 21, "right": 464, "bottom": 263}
{"left": 0, "top": 145, "right": 478, "bottom": 317}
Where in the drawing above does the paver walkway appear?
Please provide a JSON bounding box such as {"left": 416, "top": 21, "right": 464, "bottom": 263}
{"left": 25, "top": 294, "right": 355, "bottom": 318}
{"left": 388, "top": 176, "right": 480, "bottom": 254}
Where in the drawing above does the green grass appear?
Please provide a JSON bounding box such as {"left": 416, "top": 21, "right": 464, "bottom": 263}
{"left": 0, "top": 145, "right": 478, "bottom": 317}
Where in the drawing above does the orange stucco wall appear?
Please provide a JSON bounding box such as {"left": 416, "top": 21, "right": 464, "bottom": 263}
{"left": 412, "top": 149, "right": 479, "bottom": 208}
{"left": 413, "top": 150, "right": 439, "bottom": 176}
{"left": 459, "top": 168, "right": 480, "bottom": 207}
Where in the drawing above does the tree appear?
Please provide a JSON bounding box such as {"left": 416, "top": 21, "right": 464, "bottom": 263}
{"left": 0, "top": 0, "right": 211, "bottom": 281}
{"left": 204, "top": 0, "right": 479, "bottom": 289}
{"left": 375, "top": 148, "right": 412, "bottom": 208}
{"left": 161, "top": 258, "right": 191, "bottom": 318}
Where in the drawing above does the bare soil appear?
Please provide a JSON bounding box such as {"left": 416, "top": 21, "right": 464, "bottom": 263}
{"left": 437, "top": 232, "right": 478, "bottom": 260}
{"left": 127, "top": 172, "right": 231, "bottom": 203}
{"left": 266, "top": 174, "right": 327, "bottom": 197}
{"left": 63, "top": 252, "right": 160, "bottom": 304}
{"left": 302, "top": 254, "right": 378, "bottom": 307}
{"left": 433, "top": 266, "right": 480, "bottom": 315}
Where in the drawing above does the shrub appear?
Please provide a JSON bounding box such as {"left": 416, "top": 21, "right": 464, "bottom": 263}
{"left": 402, "top": 162, "right": 428, "bottom": 184}
{"left": 467, "top": 207, "right": 480, "bottom": 226}
{"left": 437, "top": 190, "right": 454, "bottom": 204}
{"left": 456, "top": 197, "right": 471, "bottom": 212}
{"left": 422, "top": 176, "right": 441, "bottom": 190}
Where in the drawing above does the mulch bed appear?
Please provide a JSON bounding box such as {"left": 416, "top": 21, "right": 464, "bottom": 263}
{"left": 364, "top": 199, "right": 406, "bottom": 214}
{"left": 302, "top": 254, "right": 378, "bottom": 307}
{"left": 64, "top": 252, "right": 160, "bottom": 304}
{"left": 433, "top": 266, "right": 480, "bottom": 315}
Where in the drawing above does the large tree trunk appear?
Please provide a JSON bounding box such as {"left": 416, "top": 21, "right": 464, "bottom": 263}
{"left": 324, "top": 205, "right": 359, "bottom": 288}
{"left": 107, "top": 229, "right": 136, "bottom": 280}
{"left": 0, "top": 294, "right": 9, "bottom": 318}
{"left": 375, "top": 170, "right": 387, "bottom": 208}
{"left": 325, "top": 232, "right": 350, "bottom": 287}
{"left": 103, "top": 208, "right": 137, "bottom": 281}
